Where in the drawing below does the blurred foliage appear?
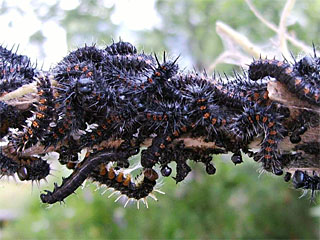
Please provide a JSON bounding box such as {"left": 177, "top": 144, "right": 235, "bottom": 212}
{"left": 32, "top": 0, "right": 117, "bottom": 47}
{"left": 3, "top": 160, "right": 319, "bottom": 239}
{"left": 139, "top": 0, "right": 320, "bottom": 70}
{"left": 0, "top": 0, "right": 319, "bottom": 239}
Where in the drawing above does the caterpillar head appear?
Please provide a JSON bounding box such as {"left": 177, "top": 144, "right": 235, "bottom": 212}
{"left": 296, "top": 55, "right": 320, "bottom": 77}
{"left": 75, "top": 76, "right": 99, "bottom": 112}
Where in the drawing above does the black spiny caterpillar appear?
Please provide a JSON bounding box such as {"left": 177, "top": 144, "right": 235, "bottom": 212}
{"left": 0, "top": 41, "right": 319, "bottom": 207}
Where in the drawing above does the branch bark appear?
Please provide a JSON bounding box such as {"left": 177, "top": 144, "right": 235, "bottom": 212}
{"left": 1, "top": 78, "right": 319, "bottom": 176}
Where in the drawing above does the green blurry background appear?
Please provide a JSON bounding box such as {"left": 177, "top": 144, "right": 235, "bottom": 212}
{"left": 0, "top": 0, "right": 319, "bottom": 239}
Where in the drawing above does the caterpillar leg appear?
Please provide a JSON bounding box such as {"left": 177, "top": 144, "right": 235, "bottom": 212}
{"left": 292, "top": 170, "right": 320, "bottom": 199}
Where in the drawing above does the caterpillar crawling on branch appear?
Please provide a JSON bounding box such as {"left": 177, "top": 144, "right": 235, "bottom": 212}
{"left": 0, "top": 41, "right": 319, "bottom": 206}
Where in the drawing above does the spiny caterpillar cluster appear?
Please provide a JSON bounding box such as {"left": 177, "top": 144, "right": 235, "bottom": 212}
{"left": 0, "top": 41, "right": 319, "bottom": 207}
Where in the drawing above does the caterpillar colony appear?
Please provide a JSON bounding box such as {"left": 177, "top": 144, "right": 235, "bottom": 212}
{"left": 0, "top": 41, "right": 319, "bottom": 207}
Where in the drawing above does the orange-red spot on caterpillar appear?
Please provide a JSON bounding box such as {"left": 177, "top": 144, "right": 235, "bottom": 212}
{"left": 197, "top": 98, "right": 206, "bottom": 103}
{"left": 123, "top": 175, "right": 131, "bottom": 186}
{"left": 87, "top": 72, "right": 93, "bottom": 77}
{"left": 108, "top": 168, "right": 115, "bottom": 179}
{"left": 99, "top": 163, "right": 107, "bottom": 176}
{"left": 38, "top": 105, "right": 47, "bottom": 111}
{"left": 28, "top": 128, "right": 33, "bottom": 135}
{"left": 39, "top": 98, "right": 47, "bottom": 104}
{"left": 200, "top": 106, "right": 206, "bottom": 111}
{"left": 173, "top": 130, "right": 179, "bottom": 137}
{"left": 265, "top": 147, "right": 272, "bottom": 152}
{"left": 267, "top": 139, "right": 275, "bottom": 144}
{"left": 269, "top": 130, "right": 277, "bottom": 135}
{"left": 36, "top": 112, "right": 45, "bottom": 119}
{"left": 264, "top": 155, "right": 272, "bottom": 159}
{"left": 203, "top": 113, "right": 210, "bottom": 119}
{"left": 212, "top": 118, "right": 217, "bottom": 125}
{"left": 116, "top": 172, "right": 124, "bottom": 183}
{"left": 262, "top": 116, "right": 268, "bottom": 123}
{"left": 32, "top": 121, "right": 39, "bottom": 128}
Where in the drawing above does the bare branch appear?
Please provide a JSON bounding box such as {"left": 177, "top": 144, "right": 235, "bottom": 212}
{"left": 215, "top": 21, "right": 267, "bottom": 59}
{"left": 278, "top": 0, "right": 296, "bottom": 60}
{"left": 246, "top": 0, "right": 317, "bottom": 55}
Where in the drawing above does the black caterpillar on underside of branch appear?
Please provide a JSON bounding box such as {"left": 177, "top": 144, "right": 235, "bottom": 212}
{"left": 0, "top": 41, "right": 319, "bottom": 206}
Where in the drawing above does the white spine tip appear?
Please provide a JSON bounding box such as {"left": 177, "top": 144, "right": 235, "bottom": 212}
{"left": 114, "top": 195, "right": 122, "bottom": 202}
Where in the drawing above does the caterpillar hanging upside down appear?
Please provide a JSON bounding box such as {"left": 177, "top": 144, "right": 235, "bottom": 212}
{"left": 0, "top": 41, "right": 319, "bottom": 207}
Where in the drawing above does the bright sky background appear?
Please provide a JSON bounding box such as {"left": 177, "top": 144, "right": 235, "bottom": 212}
{"left": 0, "top": 0, "right": 161, "bottom": 69}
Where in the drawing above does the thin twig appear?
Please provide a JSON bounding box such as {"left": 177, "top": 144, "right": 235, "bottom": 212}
{"left": 215, "top": 21, "right": 267, "bottom": 59}
{"left": 245, "top": 0, "right": 317, "bottom": 55}
{"left": 278, "top": 0, "right": 296, "bottom": 60}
